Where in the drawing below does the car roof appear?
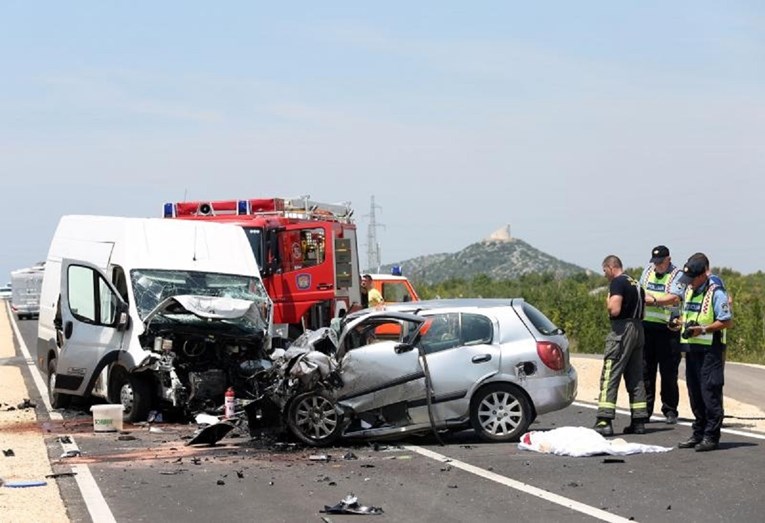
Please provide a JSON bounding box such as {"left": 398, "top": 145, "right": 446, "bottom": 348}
{"left": 382, "top": 298, "right": 523, "bottom": 313}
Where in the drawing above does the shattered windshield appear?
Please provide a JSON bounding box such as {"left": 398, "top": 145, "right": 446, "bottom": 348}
{"left": 131, "top": 269, "right": 269, "bottom": 321}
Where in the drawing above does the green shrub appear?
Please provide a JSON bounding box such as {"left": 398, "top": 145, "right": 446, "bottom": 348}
{"left": 416, "top": 270, "right": 765, "bottom": 364}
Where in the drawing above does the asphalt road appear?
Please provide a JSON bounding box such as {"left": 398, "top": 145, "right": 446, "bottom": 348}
{"left": 14, "top": 319, "right": 765, "bottom": 523}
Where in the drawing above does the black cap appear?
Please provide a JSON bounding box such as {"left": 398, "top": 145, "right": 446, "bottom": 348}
{"left": 677, "top": 258, "right": 706, "bottom": 284}
{"left": 649, "top": 245, "right": 670, "bottom": 263}
{"left": 362, "top": 274, "right": 373, "bottom": 280}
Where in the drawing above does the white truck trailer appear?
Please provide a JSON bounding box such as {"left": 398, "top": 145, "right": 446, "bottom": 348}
{"left": 11, "top": 263, "right": 45, "bottom": 320}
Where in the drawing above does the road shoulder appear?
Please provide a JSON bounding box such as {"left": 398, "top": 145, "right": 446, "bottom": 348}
{"left": 0, "top": 303, "right": 69, "bottom": 522}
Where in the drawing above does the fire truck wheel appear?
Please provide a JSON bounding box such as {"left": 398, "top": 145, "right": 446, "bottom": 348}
{"left": 109, "top": 368, "right": 152, "bottom": 423}
{"left": 48, "top": 359, "right": 71, "bottom": 409}
{"left": 287, "top": 391, "right": 343, "bottom": 446}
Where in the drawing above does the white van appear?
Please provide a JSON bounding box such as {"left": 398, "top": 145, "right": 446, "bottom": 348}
{"left": 36, "top": 215, "right": 273, "bottom": 422}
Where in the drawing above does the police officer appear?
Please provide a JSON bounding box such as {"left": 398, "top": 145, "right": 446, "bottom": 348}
{"left": 676, "top": 253, "right": 733, "bottom": 452}
{"left": 639, "top": 245, "right": 685, "bottom": 424}
{"left": 594, "top": 255, "right": 648, "bottom": 436}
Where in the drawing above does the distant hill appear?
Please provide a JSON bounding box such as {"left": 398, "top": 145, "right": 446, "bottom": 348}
{"left": 375, "top": 225, "right": 590, "bottom": 285}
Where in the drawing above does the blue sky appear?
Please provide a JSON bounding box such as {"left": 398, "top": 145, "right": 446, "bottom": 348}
{"left": 2, "top": 1, "right": 763, "bottom": 282}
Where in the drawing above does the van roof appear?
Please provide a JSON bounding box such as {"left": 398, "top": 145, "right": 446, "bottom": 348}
{"left": 49, "top": 215, "right": 262, "bottom": 278}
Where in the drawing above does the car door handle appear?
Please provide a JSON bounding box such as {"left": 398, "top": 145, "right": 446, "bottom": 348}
{"left": 472, "top": 354, "right": 492, "bottom": 364}
{"left": 64, "top": 321, "right": 73, "bottom": 339}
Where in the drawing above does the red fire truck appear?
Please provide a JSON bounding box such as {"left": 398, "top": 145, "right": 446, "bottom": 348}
{"left": 163, "top": 197, "right": 361, "bottom": 343}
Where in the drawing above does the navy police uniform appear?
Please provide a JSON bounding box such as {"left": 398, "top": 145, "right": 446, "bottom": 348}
{"left": 677, "top": 256, "right": 732, "bottom": 451}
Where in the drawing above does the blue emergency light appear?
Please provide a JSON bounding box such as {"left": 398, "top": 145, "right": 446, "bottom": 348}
{"left": 163, "top": 203, "right": 175, "bottom": 218}
{"left": 391, "top": 265, "right": 402, "bottom": 276}
{"left": 237, "top": 200, "right": 250, "bottom": 215}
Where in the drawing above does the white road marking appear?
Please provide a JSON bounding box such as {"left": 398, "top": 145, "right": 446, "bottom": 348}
{"left": 405, "top": 402, "right": 765, "bottom": 522}
{"left": 8, "top": 309, "right": 117, "bottom": 523}
{"left": 572, "top": 401, "right": 765, "bottom": 440}
{"left": 405, "top": 444, "right": 634, "bottom": 523}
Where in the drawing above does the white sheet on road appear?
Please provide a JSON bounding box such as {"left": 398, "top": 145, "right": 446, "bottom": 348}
{"left": 518, "top": 426, "right": 673, "bottom": 457}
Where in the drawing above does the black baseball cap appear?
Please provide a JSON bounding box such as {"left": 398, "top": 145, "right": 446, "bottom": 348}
{"left": 677, "top": 258, "right": 706, "bottom": 284}
{"left": 650, "top": 245, "right": 670, "bottom": 263}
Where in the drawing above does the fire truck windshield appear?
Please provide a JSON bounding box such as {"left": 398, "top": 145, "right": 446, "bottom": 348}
{"left": 242, "top": 227, "right": 265, "bottom": 270}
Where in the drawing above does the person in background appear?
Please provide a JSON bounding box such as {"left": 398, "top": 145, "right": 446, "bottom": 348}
{"left": 361, "top": 274, "right": 384, "bottom": 308}
{"left": 594, "top": 255, "right": 649, "bottom": 436}
{"left": 676, "top": 253, "right": 733, "bottom": 452}
{"left": 639, "top": 245, "right": 685, "bottom": 424}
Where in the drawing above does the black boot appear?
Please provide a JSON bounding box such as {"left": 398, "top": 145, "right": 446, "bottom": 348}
{"left": 593, "top": 418, "right": 613, "bottom": 436}
{"left": 623, "top": 420, "right": 646, "bottom": 435}
{"left": 694, "top": 438, "right": 719, "bottom": 452}
{"left": 678, "top": 436, "right": 701, "bottom": 449}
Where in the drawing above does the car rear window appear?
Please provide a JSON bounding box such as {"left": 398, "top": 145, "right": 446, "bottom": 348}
{"left": 522, "top": 303, "right": 561, "bottom": 336}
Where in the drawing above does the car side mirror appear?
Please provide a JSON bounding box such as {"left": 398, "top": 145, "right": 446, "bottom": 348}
{"left": 394, "top": 343, "right": 414, "bottom": 354}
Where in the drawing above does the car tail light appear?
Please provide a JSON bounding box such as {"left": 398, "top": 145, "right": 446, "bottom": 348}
{"left": 537, "top": 341, "right": 564, "bottom": 371}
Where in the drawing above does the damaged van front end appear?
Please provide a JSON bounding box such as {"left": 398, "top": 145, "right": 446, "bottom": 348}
{"left": 115, "top": 269, "right": 273, "bottom": 421}
{"left": 134, "top": 294, "right": 272, "bottom": 414}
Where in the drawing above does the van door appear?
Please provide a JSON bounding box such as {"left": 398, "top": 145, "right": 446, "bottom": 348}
{"left": 55, "top": 259, "right": 129, "bottom": 397}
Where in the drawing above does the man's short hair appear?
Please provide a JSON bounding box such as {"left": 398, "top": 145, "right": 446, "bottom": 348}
{"left": 602, "top": 255, "right": 623, "bottom": 269}
{"left": 362, "top": 273, "right": 373, "bottom": 281}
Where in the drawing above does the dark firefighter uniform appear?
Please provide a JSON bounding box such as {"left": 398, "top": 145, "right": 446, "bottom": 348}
{"left": 678, "top": 260, "right": 732, "bottom": 451}
{"left": 597, "top": 274, "right": 648, "bottom": 425}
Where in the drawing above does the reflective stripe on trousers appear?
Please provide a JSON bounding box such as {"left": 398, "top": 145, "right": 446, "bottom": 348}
{"left": 597, "top": 319, "right": 648, "bottom": 420}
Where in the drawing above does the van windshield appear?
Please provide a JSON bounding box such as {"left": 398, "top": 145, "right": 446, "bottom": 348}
{"left": 131, "top": 269, "right": 269, "bottom": 320}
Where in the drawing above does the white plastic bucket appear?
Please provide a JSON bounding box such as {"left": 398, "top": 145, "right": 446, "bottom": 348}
{"left": 90, "top": 404, "right": 124, "bottom": 432}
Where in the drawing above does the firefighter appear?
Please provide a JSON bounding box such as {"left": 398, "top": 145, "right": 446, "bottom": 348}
{"left": 676, "top": 253, "right": 733, "bottom": 452}
{"left": 594, "top": 255, "right": 648, "bottom": 436}
{"left": 639, "top": 245, "right": 685, "bottom": 424}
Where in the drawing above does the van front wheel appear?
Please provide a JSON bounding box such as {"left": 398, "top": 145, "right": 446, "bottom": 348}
{"left": 110, "top": 369, "right": 152, "bottom": 423}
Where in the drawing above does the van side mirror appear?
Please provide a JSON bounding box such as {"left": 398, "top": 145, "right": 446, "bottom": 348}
{"left": 115, "top": 302, "right": 130, "bottom": 331}
{"left": 116, "top": 312, "right": 130, "bottom": 331}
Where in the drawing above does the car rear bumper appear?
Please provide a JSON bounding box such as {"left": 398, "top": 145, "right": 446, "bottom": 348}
{"left": 526, "top": 366, "right": 578, "bottom": 415}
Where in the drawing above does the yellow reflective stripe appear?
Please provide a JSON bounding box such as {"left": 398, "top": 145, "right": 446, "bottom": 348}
{"left": 599, "top": 402, "right": 616, "bottom": 409}
{"left": 630, "top": 402, "right": 647, "bottom": 409}
{"left": 680, "top": 333, "right": 714, "bottom": 346}
{"left": 644, "top": 309, "right": 670, "bottom": 321}
{"left": 599, "top": 359, "right": 612, "bottom": 404}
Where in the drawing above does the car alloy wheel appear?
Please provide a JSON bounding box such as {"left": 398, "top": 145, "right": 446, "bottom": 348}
{"left": 287, "top": 391, "right": 343, "bottom": 446}
{"left": 470, "top": 383, "right": 531, "bottom": 442}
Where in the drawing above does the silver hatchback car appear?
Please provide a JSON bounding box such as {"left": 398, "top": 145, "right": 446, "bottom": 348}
{"left": 281, "top": 299, "right": 577, "bottom": 446}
